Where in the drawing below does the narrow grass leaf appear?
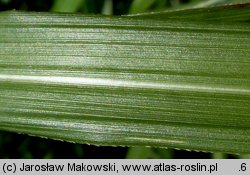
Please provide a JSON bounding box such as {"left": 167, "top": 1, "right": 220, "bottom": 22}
{"left": 130, "top": 3, "right": 250, "bottom": 22}
{"left": 0, "top": 5, "right": 249, "bottom": 154}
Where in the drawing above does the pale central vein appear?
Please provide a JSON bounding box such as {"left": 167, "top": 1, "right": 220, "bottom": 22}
{"left": 0, "top": 74, "right": 249, "bottom": 94}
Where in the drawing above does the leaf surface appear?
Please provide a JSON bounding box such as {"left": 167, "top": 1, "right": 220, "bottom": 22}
{"left": 0, "top": 5, "right": 250, "bottom": 154}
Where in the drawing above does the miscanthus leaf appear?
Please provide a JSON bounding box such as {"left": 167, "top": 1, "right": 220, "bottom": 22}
{"left": 0, "top": 4, "right": 249, "bottom": 154}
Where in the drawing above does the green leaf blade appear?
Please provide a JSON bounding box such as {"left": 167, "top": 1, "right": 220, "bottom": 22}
{"left": 0, "top": 6, "right": 250, "bottom": 154}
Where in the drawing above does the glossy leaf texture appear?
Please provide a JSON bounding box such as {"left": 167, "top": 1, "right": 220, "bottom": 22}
{"left": 0, "top": 4, "right": 250, "bottom": 154}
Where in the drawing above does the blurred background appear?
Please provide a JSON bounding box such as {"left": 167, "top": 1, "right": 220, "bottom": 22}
{"left": 0, "top": 0, "right": 249, "bottom": 159}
